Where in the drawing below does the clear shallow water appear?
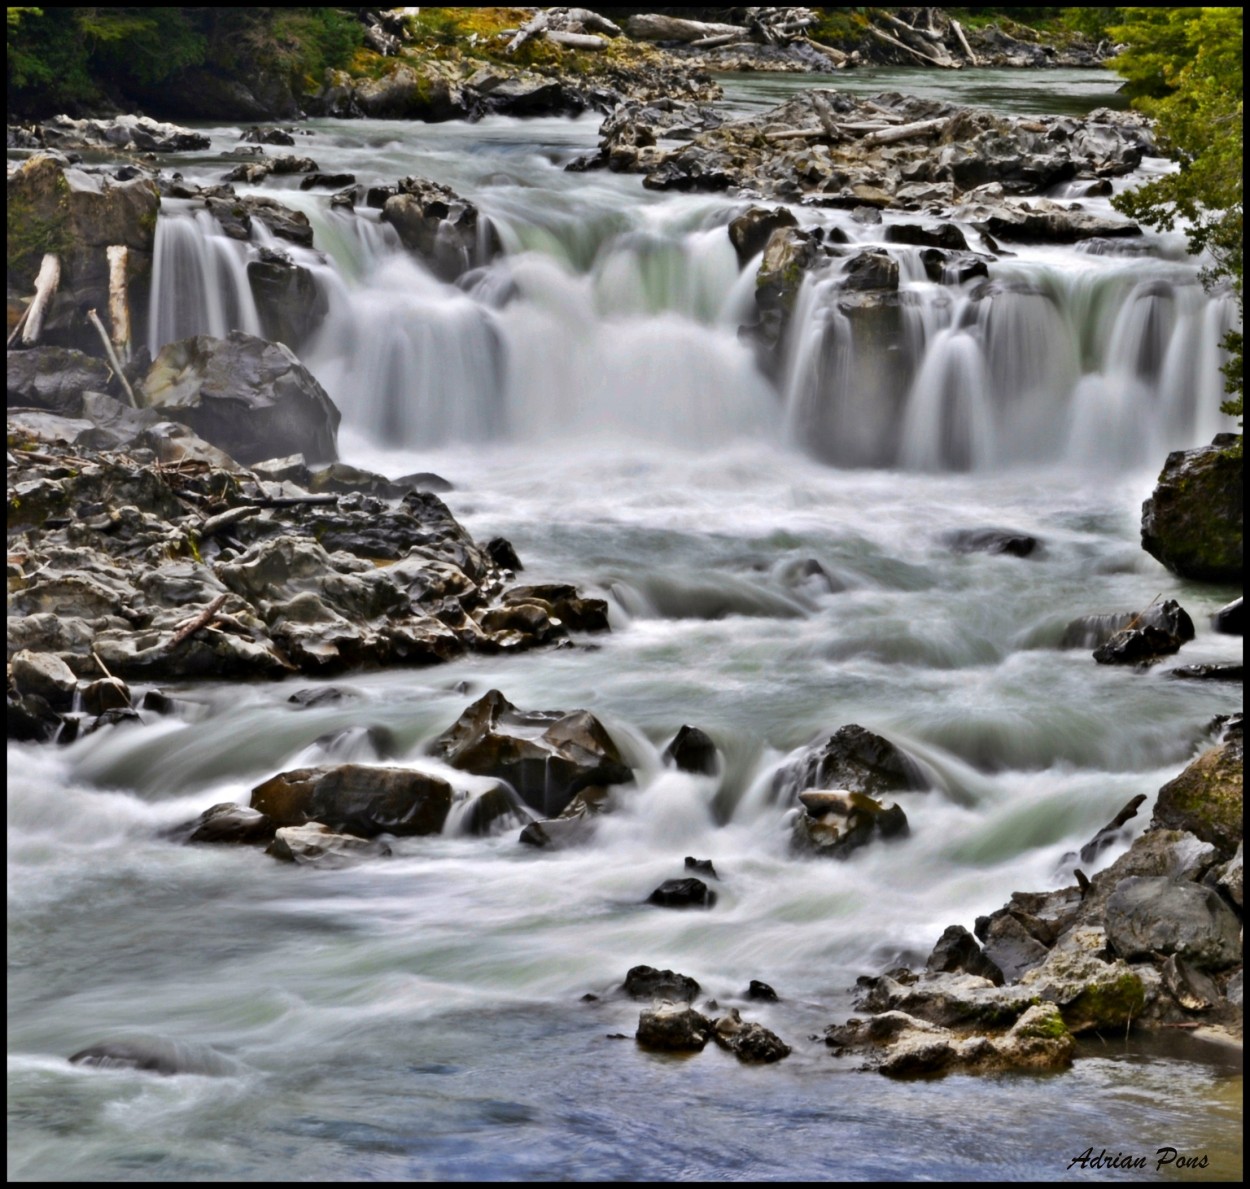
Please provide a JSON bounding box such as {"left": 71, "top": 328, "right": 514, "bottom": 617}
{"left": 7, "top": 72, "right": 1243, "bottom": 1181}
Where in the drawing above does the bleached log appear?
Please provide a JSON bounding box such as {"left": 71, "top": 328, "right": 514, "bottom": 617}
{"left": 765, "top": 122, "right": 892, "bottom": 143}
{"left": 626, "top": 14, "right": 746, "bottom": 44}
{"left": 86, "top": 308, "right": 138, "bottom": 408}
{"left": 21, "top": 253, "right": 61, "bottom": 345}
{"left": 106, "top": 244, "right": 131, "bottom": 365}
{"left": 7, "top": 304, "right": 32, "bottom": 348}
{"left": 801, "top": 36, "right": 848, "bottom": 66}
{"left": 563, "top": 8, "right": 621, "bottom": 37}
{"left": 862, "top": 116, "right": 949, "bottom": 146}
{"left": 689, "top": 31, "right": 750, "bottom": 50}
{"left": 506, "top": 10, "right": 548, "bottom": 54}
{"left": 545, "top": 29, "right": 607, "bottom": 51}
{"left": 166, "top": 593, "right": 228, "bottom": 651}
{"left": 951, "top": 20, "right": 980, "bottom": 66}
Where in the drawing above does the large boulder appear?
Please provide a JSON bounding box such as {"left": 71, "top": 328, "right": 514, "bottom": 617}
{"left": 1141, "top": 436, "right": 1243, "bottom": 582}
{"left": 1150, "top": 726, "right": 1243, "bottom": 859}
{"left": 7, "top": 347, "right": 113, "bottom": 416}
{"left": 246, "top": 248, "right": 329, "bottom": 352}
{"left": 1103, "top": 877, "right": 1242, "bottom": 970}
{"left": 791, "top": 789, "right": 909, "bottom": 859}
{"left": 140, "top": 331, "right": 340, "bottom": 466}
{"left": 428, "top": 689, "right": 633, "bottom": 818}
{"left": 7, "top": 154, "right": 160, "bottom": 351}
{"left": 774, "top": 724, "right": 929, "bottom": 802}
{"left": 381, "top": 177, "right": 500, "bottom": 283}
{"left": 251, "top": 764, "right": 453, "bottom": 837}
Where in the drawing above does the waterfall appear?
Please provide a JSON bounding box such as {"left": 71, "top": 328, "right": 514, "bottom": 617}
{"left": 145, "top": 184, "right": 1238, "bottom": 472}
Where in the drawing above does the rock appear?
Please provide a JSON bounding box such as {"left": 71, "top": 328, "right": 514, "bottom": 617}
{"left": 381, "top": 177, "right": 500, "bottom": 283}
{"left": 310, "top": 724, "right": 398, "bottom": 762}
{"left": 43, "top": 114, "right": 210, "bottom": 154}
{"left": 975, "top": 911, "right": 1050, "bottom": 983}
{"left": 774, "top": 724, "right": 929, "bottom": 802}
{"left": 971, "top": 204, "right": 1141, "bottom": 243}
{"left": 240, "top": 127, "right": 296, "bottom": 146}
{"left": 299, "top": 172, "right": 357, "bottom": 191}
{"left": 186, "top": 802, "right": 276, "bottom": 845}
{"left": 517, "top": 816, "right": 596, "bottom": 849}
{"left": 1093, "top": 625, "right": 1184, "bottom": 666}
{"left": 647, "top": 877, "right": 716, "bottom": 909}
{"left": 458, "top": 782, "right": 532, "bottom": 837}
{"left": 266, "top": 821, "right": 393, "bottom": 866}
{"left": 246, "top": 248, "right": 329, "bottom": 352}
{"left": 201, "top": 193, "right": 314, "bottom": 248}
{"left": 7, "top": 347, "right": 114, "bottom": 416}
{"left": 1151, "top": 731, "right": 1243, "bottom": 859}
{"left": 1212, "top": 596, "right": 1243, "bottom": 635}
{"left": 661, "top": 725, "right": 718, "bottom": 775}
{"left": 1141, "top": 436, "right": 1243, "bottom": 582}
{"left": 1212, "top": 843, "right": 1242, "bottom": 909}
{"left": 10, "top": 649, "right": 78, "bottom": 711}
{"left": 685, "top": 856, "right": 718, "bottom": 879}
{"left": 1164, "top": 663, "right": 1243, "bottom": 682}
{"left": 68, "top": 1037, "right": 239, "bottom": 1077}
{"left": 727, "top": 206, "right": 797, "bottom": 268}
{"left": 624, "top": 965, "right": 701, "bottom": 1004}
{"left": 711, "top": 1009, "right": 790, "bottom": 1063}
{"left": 943, "top": 528, "right": 1038, "bottom": 557}
{"left": 925, "top": 925, "right": 1005, "bottom": 986}
{"left": 918, "top": 248, "right": 989, "bottom": 284}
{"left": 286, "top": 686, "right": 358, "bottom": 709}
{"left": 1160, "top": 954, "right": 1221, "bottom": 1013}
{"left": 7, "top": 154, "right": 160, "bottom": 352}
{"left": 854, "top": 971, "right": 1035, "bottom": 1030}
{"left": 841, "top": 249, "right": 898, "bottom": 292}
{"left": 1103, "top": 876, "right": 1241, "bottom": 970}
{"left": 428, "top": 689, "right": 632, "bottom": 819}
{"left": 1016, "top": 926, "right": 1147, "bottom": 1032}
{"left": 79, "top": 676, "right": 131, "bottom": 715}
{"left": 141, "top": 331, "right": 341, "bottom": 466}
{"left": 746, "top": 979, "right": 778, "bottom": 1002}
{"left": 751, "top": 226, "right": 827, "bottom": 350}
{"left": 485, "top": 537, "right": 523, "bottom": 572}
{"left": 500, "top": 584, "right": 609, "bottom": 632}
{"left": 792, "top": 789, "right": 909, "bottom": 859}
{"left": 250, "top": 764, "right": 453, "bottom": 837}
{"left": 885, "top": 222, "right": 970, "bottom": 251}
{"left": 636, "top": 1003, "right": 711, "bottom": 1052}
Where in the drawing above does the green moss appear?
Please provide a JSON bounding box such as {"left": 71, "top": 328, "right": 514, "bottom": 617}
{"left": 6, "top": 191, "right": 74, "bottom": 285}
{"left": 1062, "top": 971, "right": 1146, "bottom": 1031}
{"left": 1014, "top": 1005, "right": 1071, "bottom": 1041}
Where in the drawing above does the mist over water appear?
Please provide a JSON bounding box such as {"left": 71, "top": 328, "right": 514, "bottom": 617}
{"left": 10, "top": 70, "right": 1243, "bottom": 1181}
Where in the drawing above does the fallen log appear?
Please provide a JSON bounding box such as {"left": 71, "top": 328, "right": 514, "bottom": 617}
{"left": 545, "top": 29, "right": 607, "bottom": 51}
{"left": 198, "top": 505, "right": 262, "bottom": 539}
{"left": 21, "top": 253, "right": 61, "bottom": 346}
{"left": 862, "top": 116, "right": 950, "bottom": 146}
{"left": 869, "top": 24, "right": 960, "bottom": 68}
{"left": 626, "top": 14, "right": 745, "bottom": 43}
{"left": 951, "top": 19, "right": 981, "bottom": 66}
{"left": 801, "top": 36, "right": 848, "bottom": 66}
{"left": 106, "top": 245, "right": 130, "bottom": 366}
{"left": 689, "top": 31, "right": 750, "bottom": 50}
{"left": 238, "top": 493, "right": 341, "bottom": 508}
{"left": 563, "top": 8, "right": 622, "bottom": 37}
{"left": 506, "top": 10, "right": 548, "bottom": 54}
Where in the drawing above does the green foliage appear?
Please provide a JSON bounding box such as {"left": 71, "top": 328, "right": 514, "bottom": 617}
{"left": 1058, "top": 8, "right": 1124, "bottom": 41}
{"left": 1109, "top": 7, "right": 1243, "bottom": 423}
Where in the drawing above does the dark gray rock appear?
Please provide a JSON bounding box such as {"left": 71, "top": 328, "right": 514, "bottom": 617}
{"left": 727, "top": 205, "right": 797, "bottom": 268}
{"left": 636, "top": 1003, "right": 711, "bottom": 1051}
{"left": 187, "top": 802, "right": 276, "bottom": 845}
{"left": 1212, "top": 596, "right": 1242, "bottom": 635}
{"left": 774, "top": 724, "right": 929, "bottom": 802}
{"left": 7, "top": 347, "right": 113, "bottom": 415}
{"left": 711, "top": 1009, "right": 790, "bottom": 1062}
{"left": 624, "top": 965, "right": 700, "bottom": 1003}
{"left": 381, "top": 176, "right": 500, "bottom": 283}
{"left": 647, "top": 877, "right": 716, "bottom": 909}
{"left": 662, "top": 725, "right": 718, "bottom": 775}
{"left": 925, "top": 925, "right": 1005, "bottom": 986}
{"left": 1103, "top": 876, "right": 1242, "bottom": 970}
{"left": 944, "top": 528, "right": 1038, "bottom": 557}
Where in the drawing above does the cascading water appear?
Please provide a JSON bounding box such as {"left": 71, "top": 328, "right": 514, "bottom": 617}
{"left": 9, "top": 71, "right": 1243, "bottom": 1183}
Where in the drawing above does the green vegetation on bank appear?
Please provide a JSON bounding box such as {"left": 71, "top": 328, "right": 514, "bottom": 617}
{"left": 1108, "top": 7, "right": 1243, "bottom": 427}
{"left": 6, "top": 7, "right": 361, "bottom": 116}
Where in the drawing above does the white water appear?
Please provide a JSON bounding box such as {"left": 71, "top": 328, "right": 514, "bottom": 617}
{"left": 8, "top": 70, "right": 1243, "bottom": 1181}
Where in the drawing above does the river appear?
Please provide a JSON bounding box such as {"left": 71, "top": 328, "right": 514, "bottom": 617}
{"left": 6, "top": 68, "right": 1243, "bottom": 1181}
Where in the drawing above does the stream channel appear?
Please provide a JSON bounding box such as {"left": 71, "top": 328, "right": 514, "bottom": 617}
{"left": 7, "top": 67, "right": 1243, "bottom": 1181}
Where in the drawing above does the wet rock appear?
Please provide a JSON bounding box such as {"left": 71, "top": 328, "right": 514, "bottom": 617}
{"left": 250, "top": 764, "right": 453, "bottom": 837}
{"left": 751, "top": 226, "right": 827, "bottom": 350}
{"left": 925, "top": 925, "right": 1005, "bottom": 986}
{"left": 1161, "top": 954, "right": 1220, "bottom": 1013}
{"left": 944, "top": 528, "right": 1038, "bottom": 557}
{"left": 10, "top": 649, "right": 78, "bottom": 711}
{"left": 68, "top": 1037, "right": 239, "bottom": 1077}
{"left": 1141, "top": 436, "right": 1243, "bottom": 583}
{"left": 485, "top": 537, "right": 523, "bottom": 572}
{"left": 647, "top": 877, "right": 717, "bottom": 909}
{"left": 841, "top": 249, "right": 898, "bottom": 292}
{"left": 201, "top": 193, "right": 314, "bottom": 248}
{"left": 240, "top": 127, "right": 296, "bottom": 146}
{"left": 1103, "top": 876, "right": 1241, "bottom": 970}
{"left": 885, "top": 222, "right": 970, "bottom": 251}
{"left": 517, "top": 815, "right": 596, "bottom": 849}
{"left": 42, "top": 114, "right": 210, "bottom": 154}
{"left": 1093, "top": 624, "right": 1185, "bottom": 666}
{"left": 500, "top": 584, "right": 609, "bottom": 632}
{"left": 792, "top": 789, "right": 909, "bottom": 859}
{"left": 1163, "top": 663, "right": 1243, "bottom": 682}
{"left": 1212, "top": 843, "right": 1242, "bottom": 910}
{"left": 728, "top": 206, "right": 798, "bottom": 268}
{"left": 854, "top": 971, "right": 1035, "bottom": 1030}
{"left": 287, "top": 687, "right": 358, "bottom": 709}
{"left": 458, "top": 782, "right": 533, "bottom": 837}
{"left": 79, "top": 676, "right": 131, "bottom": 715}
{"left": 299, "top": 172, "right": 356, "bottom": 191}
{"left": 246, "top": 249, "right": 329, "bottom": 352}
{"left": 624, "top": 965, "right": 701, "bottom": 1004}
{"left": 428, "top": 689, "right": 632, "bottom": 819}
{"left": 7, "top": 347, "right": 114, "bottom": 416}
{"left": 636, "top": 1003, "right": 711, "bottom": 1052}
{"left": 1212, "top": 596, "right": 1242, "bottom": 635}
{"left": 266, "top": 821, "right": 393, "bottom": 866}
{"left": 311, "top": 724, "right": 398, "bottom": 762}
{"left": 186, "top": 802, "right": 276, "bottom": 845}
{"left": 974, "top": 911, "right": 1049, "bottom": 984}
{"left": 1064, "top": 794, "right": 1148, "bottom": 871}
{"left": 381, "top": 176, "right": 500, "bottom": 283}
{"left": 662, "top": 725, "right": 718, "bottom": 775}
{"left": 685, "top": 856, "right": 718, "bottom": 879}
{"left": 746, "top": 979, "right": 778, "bottom": 1002}
{"left": 971, "top": 203, "right": 1141, "bottom": 243}
{"left": 1016, "top": 926, "right": 1147, "bottom": 1033}
{"left": 141, "top": 331, "right": 341, "bottom": 467}
{"left": 918, "top": 248, "right": 989, "bottom": 284}
{"left": 711, "top": 1009, "right": 790, "bottom": 1063}
{"left": 774, "top": 724, "right": 929, "bottom": 802}
{"left": 1150, "top": 730, "right": 1243, "bottom": 859}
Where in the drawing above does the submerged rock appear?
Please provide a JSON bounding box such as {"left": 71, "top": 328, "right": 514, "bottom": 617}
{"left": 647, "top": 877, "right": 717, "bottom": 909}
{"left": 662, "top": 725, "right": 718, "bottom": 775}
{"left": 266, "top": 821, "right": 393, "bottom": 866}
{"left": 68, "top": 1037, "right": 240, "bottom": 1077}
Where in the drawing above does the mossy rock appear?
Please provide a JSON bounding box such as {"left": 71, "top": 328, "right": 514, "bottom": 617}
{"left": 1151, "top": 731, "right": 1243, "bottom": 859}
{"left": 1141, "top": 436, "right": 1243, "bottom": 582}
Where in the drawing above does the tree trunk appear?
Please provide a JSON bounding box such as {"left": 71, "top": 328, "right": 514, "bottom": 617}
{"left": 106, "top": 244, "right": 131, "bottom": 366}
{"left": 21, "top": 253, "right": 60, "bottom": 346}
{"left": 545, "top": 29, "right": 607, "bottom": 52}
{"left": 626, "top": 14, "right": 745, "bottom": 43}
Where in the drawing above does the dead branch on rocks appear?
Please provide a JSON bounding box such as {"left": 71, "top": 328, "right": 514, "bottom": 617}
{"left": 166, "top": 593, "right": 228, "bottom": 651}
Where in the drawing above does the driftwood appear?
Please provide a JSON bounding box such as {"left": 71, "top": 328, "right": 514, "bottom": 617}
{"left": 166, "top": 593, "right": 228, "bottom": 651}
{"left": 106, "top": 245, "right": 130, "bottom": 365}
{"left": 238, "top": 493, "right": 340, "bottom": 508}
{"left": 810, "top": 91, "right": 842, "bottom": 140}
{"left": 951, "top": 19, "right": 981, "bottom": 65}
{"left": 7, "top": 304, "right": 32, "bottom": 348}
{"left": 626, "top": 14, "right": 745, "bottom": 43}
{"left": 801, "top": 35, "right": 848, "bottom": 66}
{"left": 868, "top": 24, "right": 959, "bottom": 68}
{"left": 506, "top": 10, "right": 549, "bottom": 54}
{"left": 545, "top": 29, "right": 607, "bottom": 51}
{"left": 690, "top": 31, "right": 749, "bottom": 50}
{"left": 562, "top": 8, "right": 621, "bottom": 37}
{"left": 199, "top": 505, "right": 262, "bottom": 539}
{"left": 21, "top": 253, "right": 61, "bottom": 345}
{"left": 86, "top": 308, "right": 138, "bottom": 408}
{"left": 862, "top": 116, "right": 949, "bottom": 146}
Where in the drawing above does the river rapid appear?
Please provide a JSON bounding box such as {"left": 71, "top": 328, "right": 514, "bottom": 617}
{"left": 7, "top": 69, "right": 1243, "bottom": 1180}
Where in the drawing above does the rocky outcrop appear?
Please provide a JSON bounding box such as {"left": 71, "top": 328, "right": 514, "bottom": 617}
{"left": 31, "top": 115, "right": 210, "bottom": 154}
{"left": 1150, "top": 719, "right": 1243, "bottom": 857}
{"left": 380, "top": 177, "right": 502, "bottom": 283}
{"left": 1141, "top": 435, "right": 1243, "bottom": 582}
{"left": 8, "top": 154, "right": 160, "bottom": 352}
{"left": 428, "top": 689, "right": 633, "bottom": 819}
{"left": 139, "top": 331, "right": 341, "bottom": 467}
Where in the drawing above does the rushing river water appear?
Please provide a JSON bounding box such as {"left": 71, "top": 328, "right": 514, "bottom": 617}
{"left": 7, "top": 69, "right": 1243, "bottom": 1181}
